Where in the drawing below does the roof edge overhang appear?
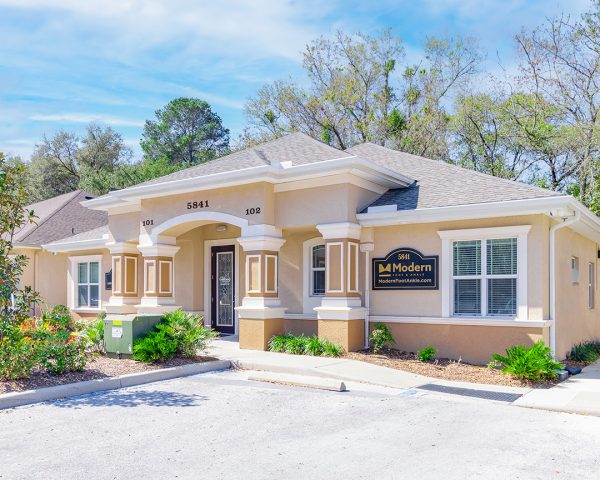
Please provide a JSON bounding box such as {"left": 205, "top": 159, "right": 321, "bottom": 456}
{"left": 82, "top": 156, "right": 414, "bottom": 212}
{"left": 43, "top": 236, "right": 109, "bottom": 254}
{"left": 357, "top": 195, "right": 600, "bottom": 243}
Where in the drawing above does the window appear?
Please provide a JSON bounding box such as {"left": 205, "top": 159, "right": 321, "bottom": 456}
{"left": 452, "top": 237, "right": 517, "bottom": 317}
{"left": 311, "top": 244, "right": 326, "bottom": 296}
{"left": 439, "top": 226, "right": 529, "bottom": 320}
{"left": 590, "top": 262, "right": 596, "bottom": 310}
{"left": 77, "top": 261, "right": 100, "bottom": 308}
{"left": 572, "top": 256, "right": 580, "bottom": 284}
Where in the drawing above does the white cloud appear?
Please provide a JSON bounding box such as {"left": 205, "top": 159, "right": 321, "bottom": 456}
{"left": 29, "top": 113, "right": 144, "bottom": 127}
{"left": 0, "top": 0, "right": 330, "bottom": 61}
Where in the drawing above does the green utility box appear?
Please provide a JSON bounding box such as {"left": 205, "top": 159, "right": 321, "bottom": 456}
{"left": 103, "top": 315, "right": 162, "bottom": 357}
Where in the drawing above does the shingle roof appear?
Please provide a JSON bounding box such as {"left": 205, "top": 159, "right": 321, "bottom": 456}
{"left": 137, "top": 132, "right": 349, "bottom": 187}
{"left": 14, "top": 191, "right": 108, "bottom": 246}
{"left": 346, "top": 143, "right": 564, "bottom": 212}
{"left": 44, "top": 224, "right": 109, "bottom": 246}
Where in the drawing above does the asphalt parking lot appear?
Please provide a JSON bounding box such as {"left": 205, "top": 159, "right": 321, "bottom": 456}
{"left": 1, "top": 370, "right": 599, "bottom": 480}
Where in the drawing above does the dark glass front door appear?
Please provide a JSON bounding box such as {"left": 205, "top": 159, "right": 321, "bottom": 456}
{"left": 211, "top": 245, "right": 235, "bottom": 334}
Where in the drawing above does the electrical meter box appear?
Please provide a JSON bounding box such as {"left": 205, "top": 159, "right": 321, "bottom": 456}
{"left": 103, "top": 315, "right": 162, "bottom": 357}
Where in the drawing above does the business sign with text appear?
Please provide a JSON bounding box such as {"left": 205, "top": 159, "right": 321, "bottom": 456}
{"left": 372, "top": 247, "right": 439, "bottom": 290}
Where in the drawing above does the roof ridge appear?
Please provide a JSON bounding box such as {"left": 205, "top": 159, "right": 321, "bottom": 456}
{"left": 20, "top": 190, "right": 83, "bottom": 243}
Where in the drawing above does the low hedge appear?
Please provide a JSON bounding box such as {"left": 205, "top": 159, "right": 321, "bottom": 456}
{"left": 269, "top": 334, "right": 343, "bottom": 357}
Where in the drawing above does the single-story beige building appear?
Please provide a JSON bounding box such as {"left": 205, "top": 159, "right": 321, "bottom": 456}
{"left": 14, "top": 133, "right": 600, "bottom": 363}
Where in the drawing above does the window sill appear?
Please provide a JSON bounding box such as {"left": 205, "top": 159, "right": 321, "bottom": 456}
{"left": 72, "top": 307, "right": 103, "bottom": 314}
{"left": 368, "top": 315, "right": 551, "bottom": 328}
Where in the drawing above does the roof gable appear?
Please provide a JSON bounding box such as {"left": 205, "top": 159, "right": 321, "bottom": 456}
{"left": 14, "top": 191, "right": 108, "bottom": 246}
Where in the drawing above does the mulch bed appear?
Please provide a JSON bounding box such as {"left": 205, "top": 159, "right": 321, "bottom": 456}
{"left": 0, "top": 354, "right": 217, "bottom": 395}
{"left": 346, "top": 349, "right": 559, "bottom": 388}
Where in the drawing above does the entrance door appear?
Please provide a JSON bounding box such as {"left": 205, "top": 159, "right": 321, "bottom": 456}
{"left": 211, "top": 245, "right": 235, "bottom": 334}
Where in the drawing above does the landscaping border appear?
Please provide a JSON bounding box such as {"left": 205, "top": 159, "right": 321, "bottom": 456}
{"left": 0, "top": 359, "right": 231, "bottom": 410}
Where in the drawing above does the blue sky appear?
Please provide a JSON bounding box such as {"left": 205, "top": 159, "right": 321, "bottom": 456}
{"left": 0, "top": 0, "right": 590, "bottom": 160}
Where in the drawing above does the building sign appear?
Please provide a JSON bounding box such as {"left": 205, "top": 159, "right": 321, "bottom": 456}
{"left": 372, "top": 248, "right": 439, "bottom": 290}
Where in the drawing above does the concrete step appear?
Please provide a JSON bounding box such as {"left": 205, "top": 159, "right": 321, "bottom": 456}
{"left": 247, "top": 371, "right": 347, "bottom": 392}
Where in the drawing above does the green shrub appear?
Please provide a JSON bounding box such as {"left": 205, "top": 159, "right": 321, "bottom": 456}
{"left": 32, "top": 306, "right": 88, "bottom": 375}
{"left": 491, "top": 341, "right": 563, "bottom": 381}
{"left": 322, "top": 340, "right": 343, "bottom": 357}
{"left": 81, "top": 314, "right": 105, "bottom": 354}
{"left": 305, "top": 335, "right": 325, "bottom": 356}
{"left": 0, "top": 335, "right": 37, "bottom": 380}
{"left": 285, "top": 335, "right": 310, "bottom": 355}
{"left": 568, "top": 341, "right": 600, "bottom": 364}
{"left": 269, "top": 334, "right": 294, "bottom": 353}
{"left": 417, "top": 346, "right": 437, "bottom": 362}
{"left": 133, "top": 327, "right": 178, "bottom": 363}
{"left": 133, "top": 310, "right": 216, "bottom": 363}
{"left": 162, "top": 309, "right": 218, "bottom": 357}
{"left": 268, "top": 334, "right": 343, "bottom": 357}
{"left": 369, "top": 323, "right": 395, "bottom": 353}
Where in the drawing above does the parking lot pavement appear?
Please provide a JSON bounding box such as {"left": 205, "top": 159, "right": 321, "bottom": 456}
{"left": 1, "top": 370, "right": 600, "bottom": 480}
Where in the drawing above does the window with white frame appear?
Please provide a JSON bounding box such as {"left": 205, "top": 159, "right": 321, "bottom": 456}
{"left": 77, "top": 261, "right": 100, "bottom": 308}
{"left": 310, "top": 244, "right": 326, "bottom": 296}
{"left": 439, "top": 226, "right": 529, "bottom": 320}
{"left": 453, "top": 237, "right": 518, "bottom": 316}
{"left": 589, "top": 262, "right": 596, "bottom": 310}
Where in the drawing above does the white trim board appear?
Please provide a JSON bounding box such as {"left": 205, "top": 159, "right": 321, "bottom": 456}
{"left": 368, "top": 316, "right": 551, "bottom": 328}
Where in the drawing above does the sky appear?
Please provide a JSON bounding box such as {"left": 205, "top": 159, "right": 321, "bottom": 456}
{"left": 0, "top": 0, "right": 591, "bottom": 161}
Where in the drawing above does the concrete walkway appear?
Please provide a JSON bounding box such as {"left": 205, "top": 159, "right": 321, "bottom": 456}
{"left": 209, "top": 338, "right": 530, "bottom": 395}
{"left": 515, "top": 360, "right": 600, "bottom": 416}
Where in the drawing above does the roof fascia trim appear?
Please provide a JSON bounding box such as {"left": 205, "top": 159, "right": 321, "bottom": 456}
{"left": 82, "top": 157, "right": 414, "bottom": 211}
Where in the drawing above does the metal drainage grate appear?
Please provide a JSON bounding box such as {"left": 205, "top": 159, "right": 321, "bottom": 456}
{"left": 416, "top": 383, "right": 522, "bottom": 403}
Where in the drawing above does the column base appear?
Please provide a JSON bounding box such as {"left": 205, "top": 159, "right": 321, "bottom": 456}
{"left": 317, "top": 319, "right": 365, "bottom": 352}
{"left": 105, "top": 296, "right": 140, "bottom": 315}
{"left": 239, "top": 317, "right": 284, "bottom": 351}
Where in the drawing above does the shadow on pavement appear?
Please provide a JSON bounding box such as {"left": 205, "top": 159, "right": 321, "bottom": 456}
{"left": 52, "top": 389, "right": 206, "bottom": 408}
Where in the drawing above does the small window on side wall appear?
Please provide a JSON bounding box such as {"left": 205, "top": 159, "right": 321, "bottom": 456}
{"left": 571, "top": 256, "right": 580, "bottom": 284}
{"left": 589, "top": 262, "right": 596, "bottom": 310}
{"left": 311, "top": 244, "right": 326, "bottom": 296}
{"left": 78, "top": 261, "right": 100, "bottom": 308}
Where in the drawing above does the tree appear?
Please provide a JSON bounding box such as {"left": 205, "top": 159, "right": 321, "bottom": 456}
{"left": 0, "top": 152, "right": 40, "bottom": 379}
{"left": 515, "top": 2, "right": 599, "bottom": 209}
{"left": 141, "top": 98, "right": 230, "bottom": 165}
{"left": 243, "top": 30, "right": 481, "bottom": 158}
{"left": 28, "top": 123, "right": 132, "bottom": 201}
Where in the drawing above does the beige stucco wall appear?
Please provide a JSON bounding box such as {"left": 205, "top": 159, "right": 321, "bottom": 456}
{"left": 554, "top": 226, "right": 600, "bottom": 359}
{"left": 378, "top": 322, "right": 548, "bottom": 365}
{"left": 368, "top": 214, "right": 550, "bottom": 320}
{"left": 14, "top": 247, "right": 111, "bottom": 320}
{"left": 275, "top": 183, "right": 380, "bottom": 228}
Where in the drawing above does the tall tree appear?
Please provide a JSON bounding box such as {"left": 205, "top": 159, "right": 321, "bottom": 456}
{"left": 243, "top": 30, "right": 480, "bottom": 158}
{"left": 515, "top": 2, "right": 599, "bottom": 208}
{"left": 28, "top": 123, "right": 132, "bottom": 201}
{"left": 141, "top": 98, "right": 230, "bottom": 165}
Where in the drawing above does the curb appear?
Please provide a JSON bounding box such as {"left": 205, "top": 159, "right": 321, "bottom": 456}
{"left": 0, "top": 359, "right": 231, "bottom": 410}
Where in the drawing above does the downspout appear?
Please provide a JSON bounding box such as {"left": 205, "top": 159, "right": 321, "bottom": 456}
{"left": 33, "top": 250, "right": 39, "bottom": 317}
{"left": 549, "top": 210, "right": 580, "bottom": 358}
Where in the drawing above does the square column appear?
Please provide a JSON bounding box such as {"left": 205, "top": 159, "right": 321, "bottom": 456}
{"left": 104, "top": 242, "right": 140, "bottom": 315}
{"left": 136, "top": 241, "right": 181, "bottom": 315}
{"left": 315, "top": 222, "right": 367, "bottom": 352}
{"left": 236, "top": 228, "right": 286, "bottom": 350}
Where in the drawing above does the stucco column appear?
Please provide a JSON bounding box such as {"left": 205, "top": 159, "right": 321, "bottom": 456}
{"left": 104, "top": 242, "right": 140, "bottom": 315}
{"left": 236, "top": 226, "right": 286, "bottom": 350}
{"left": 315, "top": 222, "right": 367, "bottom": 352}
{"left": 136, "top": 240, "right": 181, "bottom": 315}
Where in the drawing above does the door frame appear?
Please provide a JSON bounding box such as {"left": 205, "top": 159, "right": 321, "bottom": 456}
{"left": 204, "top": 239, "right": 240, "bottom": 334}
